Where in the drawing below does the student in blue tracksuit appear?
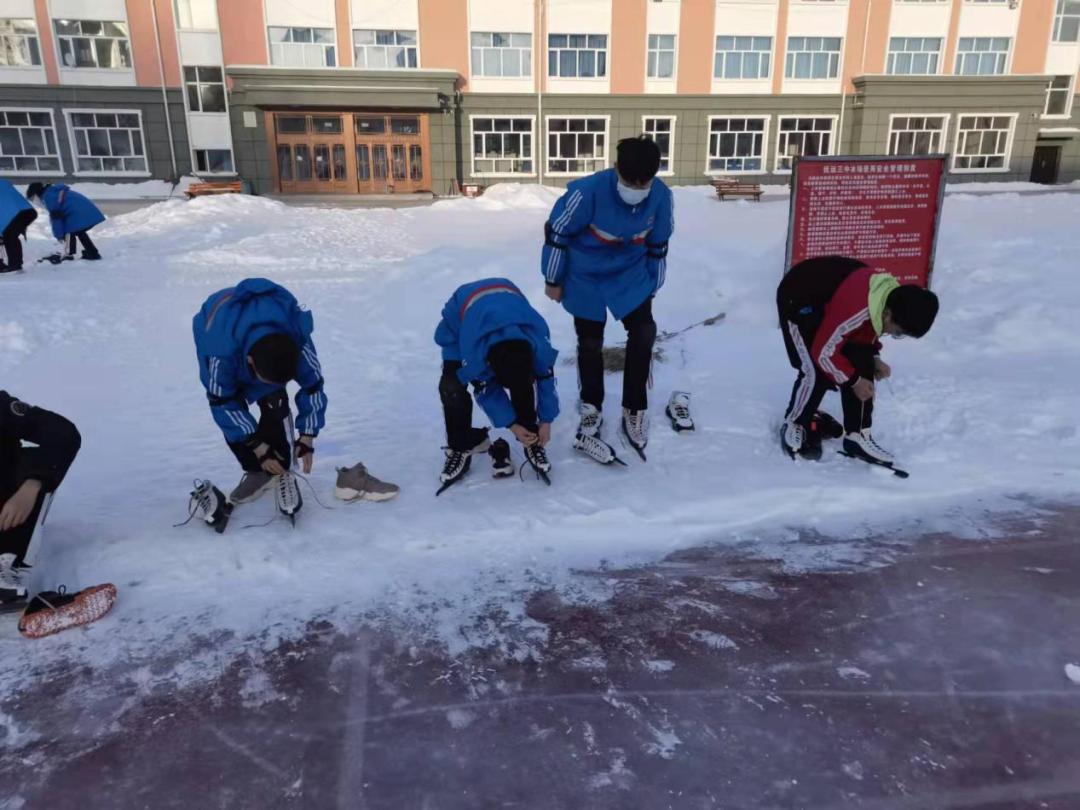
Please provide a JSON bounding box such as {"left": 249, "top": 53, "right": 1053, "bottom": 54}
{"left": 0, "top": 180, "right": 37, "bottom": 273}
{"left": 540, "top": 136, "right": 674, "bottom": 456}
{"left": 193, "top": 278, "right": 327, "bottom": 504}
{"left": 434, "top": 278, "right": 559, "bottom": 486}
{"left": 26, "top": 182, "right": 105, "bottom": 263}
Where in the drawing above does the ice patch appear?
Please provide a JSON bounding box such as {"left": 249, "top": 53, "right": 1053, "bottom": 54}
{"left": 837, "top": 666, "right": 872, "bottom": 680}
{"left": 446, "top": 708, "right": 476, "bottom": 729}
{"left": 645, "top": 659, "right": 675, "bottom": 673}
{"left": 687, "top": 630, "right": 738, "bottom": 650}
{"left": 1066, "top": 664, "right": 1080, "bottom": 684}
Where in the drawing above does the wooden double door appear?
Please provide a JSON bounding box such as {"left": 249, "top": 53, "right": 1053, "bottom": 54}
{"left": 272, "top": 111, "right": 430, "bottom": 194}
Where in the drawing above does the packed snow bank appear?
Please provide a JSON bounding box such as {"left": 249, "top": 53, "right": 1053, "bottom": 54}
{"left": 15, "top": 176, "right": 196, "bottom": 200}
{"left": 1, "top": 184, "right": 1079, "bottom": 692}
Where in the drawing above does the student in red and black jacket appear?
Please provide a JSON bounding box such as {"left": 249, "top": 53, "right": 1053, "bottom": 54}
{"left": 776, "top": 255, "right": 939, "bottom": 465}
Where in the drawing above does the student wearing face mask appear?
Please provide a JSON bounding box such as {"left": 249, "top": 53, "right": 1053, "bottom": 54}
{"left": 540, "top": 136, "right": 674, "bottom": 460}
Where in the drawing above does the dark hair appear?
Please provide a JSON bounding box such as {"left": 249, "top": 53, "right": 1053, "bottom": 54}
{"left": 616, "top": 136, "right": 662, "bottom": 185}
{"left": 248, "top": 333, "right": 301, "bottom": 384}
{"left": 25, "top": 182, "right": 48, "bottom": 201}
{"left": 886, "top": 285, "right": 939, "bottom": 338}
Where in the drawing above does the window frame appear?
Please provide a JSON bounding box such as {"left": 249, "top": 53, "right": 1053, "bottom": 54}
{"left": 544, "top": 115, "right": 610, "bottom": 177}
{"left": 774, "top": 115, "right": 838, "bottom": 173}
{"left": 1054, "top": 0, "right": 1080, "bottom": 43}
{"left": 0, "top": 18, "right": 42, "bottom": 69}
{"left": 0, "top": 107, "right": 63, "bottom": 175}
{"left": 705, "top": 115, "right": 770, "bottom": 176}
{"left": 885, "top": 36, "right": 943, "bottom": 76}
{"left": 784, "top": 36, "right": 843, "bottom": 80}
{"left": 950, "top": 112, "right": 1017, "bottom": 174}
{"left": 173, "top": 0, "right": 218, "bottom": 31}
{"left": 63, "top": 107, "right": 150, "bottom": 178}
{"left": 470, "top": 32, "right": 532, "bottom": 79}
{"left": 713, "top": 35, "right": 773, "bottom": 80}
{"left": 547, "top": 33, "right": 609, "bottom": 79}
{"left": 183, "top": 65, "right": 226, "bottom": 114}
{"left": 886, "top": 113, "right": 951, "bottom": 157}
{"left": 1043, "top": 74, "right": 1076, "bottom": 119}
{"left": 469, "top": 115, "right": 536, "bottom": 178}
{"left": 641, "top": 115, "right": 676, "bottom": 177}
{"left": 53, "top": 19, "right": 133, "bottom": 71}
{"left": 352, "top": 29, "right": 419, "bottom": 70}
{"left": 193, "top": 147, "right": 235, "bottom": 176}
{"left": 953, "top": 37, "right": 1011, "bottom": 76}
{"left": 268, "top": 26, "right": 337, "bottom": 68}
{"left": 646, "top": 33, "right": 676, "bottom": 80}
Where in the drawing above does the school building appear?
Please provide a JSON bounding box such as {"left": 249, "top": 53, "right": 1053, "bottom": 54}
{"left": 0, "top": 0, "right": 1077, "bottom": 195}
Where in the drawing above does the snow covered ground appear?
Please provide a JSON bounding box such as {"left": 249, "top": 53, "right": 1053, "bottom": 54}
{"left": 1, "top": 183, "right": 1079, "bottom": 696}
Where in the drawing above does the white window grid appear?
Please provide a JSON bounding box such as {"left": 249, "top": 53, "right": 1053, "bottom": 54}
{"left": 470, "top": 33, "right": 531, "bottom": 78}
{"left": 54, "top": 20, "right": 131, "bottom": 70}
{"left": 952, "top": 113, "right": 1016, "bottom": 173}
{"left": 1044, "top": 75, "right": 1075, "bottom": 118}
{"left": 785, "top": 37, "right": 842, "bottom": 79}
{"left": 547, "top": 34, "right": 608, "bottom": 78}
{"left": 545, "top": 116, "right": 609, "bottom": 176}
{"left": 647, "top": 34, "right": 676, "bottom": 79}
{"left": 183, "top": 65, "right": 226, "bottom": 113}
{"left": 1054, "top": 0, "right": 1080, "bottom": 43}
{"left": 641, "top": 116, "right": 676, "bottom": 175}
{"left": 886, "top": 37, "right": 942, "bottom": 75}
{"left": 775, "top": 116, "right": 836, "bottom": 172}
{"left": 886, "top": 114, "right": 949, "bottom": 156}
{"left": 714, "top": 36, "right": 772, "bottom": 79}
{"left": 174, "top": 0, "right": 217, "bottom": 31}
{"left": 706, "top": 116, "right": 769, "bottom": 174}
{"left": 354, "top": 30, "right": 418, "bottom": 69}
{"left": 64, "top": 108, "right": 149, "bottom": 176}
{"left": 0, "top": 108, "right": 62, "bottom": 175}
{"left": 954, "top": 37, "right": 1010, "bottom": 75}
{"left": 470, "top": 116, "right": 535, "bottom": 177}
{"left": 269, "top": 27, "right": 336, "bottom": 68}
{"left": 0, "top": 19, "right": 41, "bottom": 67}
{"left": 193, "top": 148, "right": 234, "bottom": 175}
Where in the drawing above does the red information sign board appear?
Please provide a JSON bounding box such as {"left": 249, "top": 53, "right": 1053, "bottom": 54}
{"left": 784, "top": 155, "right": 947, "bottom": 288}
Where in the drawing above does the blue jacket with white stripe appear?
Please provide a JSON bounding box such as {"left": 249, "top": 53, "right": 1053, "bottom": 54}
{"left": 193, "top": 278, "right": 327, "bottom": 443}
{"left": 41, "top": 183, "right": 105, "bottom": 240}
{"left": 434, "top": 278, "right": 560, "bottom": 428}
{"left": 540, "top": 168, "right": 674, "bottom": 322}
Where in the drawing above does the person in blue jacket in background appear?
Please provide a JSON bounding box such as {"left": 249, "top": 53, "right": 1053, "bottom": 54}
{"left": 26, "top": 182, "right": 105, "bottom": 263}
{"left": 0, "top": 180, "right": 37, "bottom": 273}
{"left": 540, "top": 135, "right": 674, "bottom": 458}
{"left": 434, "top": 278, "right": 559, "bottom": 487}
{"left": 193, "top": 278, "right": 329, "bottom": 504}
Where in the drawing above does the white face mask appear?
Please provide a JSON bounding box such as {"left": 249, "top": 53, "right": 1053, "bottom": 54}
{"left": 617, "top": 180, "right": 651, "bottom": 206}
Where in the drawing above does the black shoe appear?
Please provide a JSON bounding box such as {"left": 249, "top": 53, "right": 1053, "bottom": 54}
{"left": 811, "top": 411, "right": 844, "bottom": 440}
{"left": 797, "top": 428, "right": 823, "bottom": 461}
{"left": 489, "top": 438, "right": 513, "bottom": 477}
{"left": 0, "top": 264, "right": 18, "bottom": 275}
{"left": 81, "top": 250, "right": 102, "bottom": 261}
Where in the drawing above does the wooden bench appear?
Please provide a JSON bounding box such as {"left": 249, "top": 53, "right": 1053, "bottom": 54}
{"left": 187, "top": 181, "right": 243, "bottom": 198}
{"left": 711, "top": 177, "right": 763, "bottom": 202}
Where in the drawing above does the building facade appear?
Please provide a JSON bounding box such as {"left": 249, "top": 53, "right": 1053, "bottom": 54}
{"left": 0, "top": 0, "right": 1077, "bottom": 194}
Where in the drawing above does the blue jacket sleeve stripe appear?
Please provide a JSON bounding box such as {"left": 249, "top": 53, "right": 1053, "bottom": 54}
{"left": 541, "top": 189, "right": 586, "bottom": 286}
{"left": 293, "top": 340, "right": 327, "bottom": 436}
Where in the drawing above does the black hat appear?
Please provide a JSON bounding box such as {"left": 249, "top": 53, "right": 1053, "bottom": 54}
{"left": 25, "top": 182, "right": 47, "bottom": 200}
{"left": 886, "top": 285, "right": 939, "bottom": 338}
{"left": 248, "top": 333, "right": 300, "bottom": 384}
{"left": 616, "top": 136, "right": 661, "bottom": 185}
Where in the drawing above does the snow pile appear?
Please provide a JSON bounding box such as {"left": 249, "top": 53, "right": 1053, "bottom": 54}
{"left": 1066, "top": 664, "right": 1080, "bottom": 684}
{"left": 1, "top": 184, "right": 1079, "bottom": 694}
{"left": 16, "top": 176, "right": 196, "bottom": 200}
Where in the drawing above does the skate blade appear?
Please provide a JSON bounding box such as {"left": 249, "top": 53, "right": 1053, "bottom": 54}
{"left": 837, "top": 451, "right": 909, "bottom": 478}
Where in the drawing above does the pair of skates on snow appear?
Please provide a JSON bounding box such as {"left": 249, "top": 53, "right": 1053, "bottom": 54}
{"left": 781, "top": 412, "right": 909, "bottom": 478}
{"left": 436, "top": 391, "right": 694, "bottom": 495}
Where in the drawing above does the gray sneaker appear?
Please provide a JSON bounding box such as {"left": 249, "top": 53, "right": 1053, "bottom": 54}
{"left": 335, "top": 463, "right": 400, "bottom": 502}
{"left": 229, "top": 470, "right": 275, "bottom": 504}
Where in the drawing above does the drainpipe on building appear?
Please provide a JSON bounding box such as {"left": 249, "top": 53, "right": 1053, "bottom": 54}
{"left": 150, "top": 0, "right": 179, "bottom": 179}
{"left": 537, "top": 0, "right": 544, "bottom": 187}
{"left": 840, "top": 0, "right": 873, "bottom": 154}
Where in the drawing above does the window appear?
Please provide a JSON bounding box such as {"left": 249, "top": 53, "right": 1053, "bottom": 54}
{"left": 174, "top": 0, "right": 216, "bottom": 30}
{"left": 548, "top": 34, "right": 608, "bottom": 78}
{"left": 708, "top": 117, "right": 767, "bottom": 173}
{"left": 65, "top": 110, "right": 147, "bottom": 174}
{"left": 714, "top": 36, "right": 772, "bottom": 79}
{"left": 1054, "top": 0, "right": 1080, "bottom": 42}
{"left": 1045, "top": 75, "right": 1073, "bottom": 116}
{"left": 888, "top": 115, "right": 948, "bottom": 155}
{"left": 194, "top": 148, "right": 234, "bottom": 174}
{"left": 269, "top": 27, "right": 336, "bottom": 67}
{"left": 183, "top": 66, "right": 225, "bottom": 113}
{"left": 954, "top": 37, "right": 1009, "bottom": 75}
{"left": 785, "top": 37, "right": 842, "bottom": 79}
{"left": 0, "top": 19, "right": 41, "bottom": 67}
{"left": 953, "top": 114, "right": 1013, "bottom": 171}
{"left": 471, "top": 32, "right": 531, "bottom": 77}
{"left": 54, "top": 20, "right": 131, "bottom": 69}
{"left": 776, "top": 117, "right": 834, "bottom": 171}
{"left": 647, "top": 34, "right": 675, "bottom": 79}
{"left": 886, "top": 37, "right": 941, "bottom": 75}
{"left": 0, "top": 109, "right": 61, "bottom": 173}
{"left": 472, "top": 117, "right": 534, "bottom": 175}
{"left": 353, "top": 30, "right": 417, "bottom": 69}
{"left": 642, "top": 117, "right": 674, "bottom": 174}
{"left": 547, "top": 117, "right": 607, "bottom": 174}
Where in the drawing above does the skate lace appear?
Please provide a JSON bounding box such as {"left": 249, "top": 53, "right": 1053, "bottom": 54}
{"left": 861, "top": 432, "right": 890, "bottom": 456}
{"left": 276, "top": 472, "right": 301, "bottom": 514}
{"left": 624, "top": 411, "right": 648, "bottom": 441}
{"left": 580, "top": 408, "right": 602, "bottom": 429}
{"left": 173, "top": 479, "right": 211, "bottom": 528}
{"left": 0, "top": 558, "right": 23, "bottom": 590}
{"left": 671, "top": 402, "right": 690, "bottom": 420}
{"left": 575, "top": 432, "right": 613, "bottom": 463}
{"left": 519, "top": 444, "right": 550, "bottom": 482}
{"left": 442, "top": 449, "right": 467, "bottom": 478}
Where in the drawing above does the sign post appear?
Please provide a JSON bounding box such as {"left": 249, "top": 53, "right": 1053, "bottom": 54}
{"left": 784, "top": 155, "right": 948, "bottom": 288}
